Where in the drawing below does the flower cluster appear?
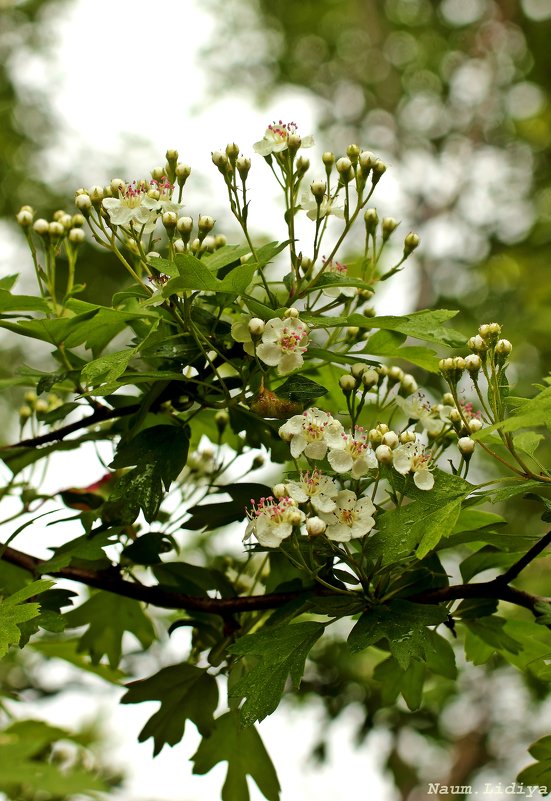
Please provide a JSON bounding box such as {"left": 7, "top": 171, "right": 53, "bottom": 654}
{"left": 101, "top": 178, "right": 181, "bottom": 232}
{"left": 253, "top": 120, "right": 315, "bottom": 157}
{"left": 231, "top": 312, "right": 310, "bottom": 375}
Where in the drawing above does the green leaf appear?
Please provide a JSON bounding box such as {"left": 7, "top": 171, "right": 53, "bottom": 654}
{"left": 192, "top": 711, "right": 281, "bottom": 801}
{"left": 463, "top": 616, "right": 523, "bottom": 665}
{"left": 0, "top": 719, "right": 107, "bottom": 796}
{"left": 64, "top": 592, "right": 155, "bottom": 668}
{"left": 399, "top": 658, "right": 425, "bottom": 710}
{"left": 348, "top": 600, "right": 448, "bottom": 669}
{"left": 228, "top": 621, "right": 325, "bottom": 725}
{"left": 475, "top": 384, "right": 551, "bottom": 436}
{"left": 369, "top": 470, "right": 472, "bottom": 563}
{"left": 451, "top": 508, "right": 507, "bottom": 533}
{"left": 81, "top": 347, "right": 138, "bottom": 386}
{"left": 0, "top": 289, "right": 51, "bottom": 313}
{"left": 31, "top": 639, "right": 125, "bottom": 684}
{"left": 274, "top": 374, "right": 329, "bottom": 403}
{"left": 109, "top": 424, "right": 190, "bottom": 522}
{"left": 0, "top": 579, "right": 55, "bottom": 659}
{"left": 121, "top": 663, "right": 218, "bottom": 755}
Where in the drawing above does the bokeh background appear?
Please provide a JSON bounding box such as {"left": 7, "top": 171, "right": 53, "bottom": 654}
{"left": 1, "top": 1, "right": 551, "bottom": 799}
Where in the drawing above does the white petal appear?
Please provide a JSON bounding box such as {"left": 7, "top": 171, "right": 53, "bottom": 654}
{"left": 413, "top": 469, "right": 434, "bottom": 491}
{"left": 277, "top": 352, "right": 303, "bottom": 375}
{"left": 256, "top": 342, "right": 282, "bottom": 366}
{"left": 290, "top": 435, "right": 307, "bottom": 458}
{"left": 303, "top": 440, "right": 327, "bottom": 460}
{"left": 328, "top": 449, "right": 353, "bottom": 474}
{"left": 286, "top": 482, "right": 309, "bottom": 503}
{"left": 325, "top": 523, "right": 352, "bottom": 542}
{"left": 311, "top": 495, "right": 337, "bottom": 513}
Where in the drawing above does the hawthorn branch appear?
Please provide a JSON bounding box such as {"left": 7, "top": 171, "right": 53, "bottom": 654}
{"left": 2, "top": 543, "right": 550, "bottom": 619}
{"left": 1, "top": 405, "right": 139, "bottom": 450}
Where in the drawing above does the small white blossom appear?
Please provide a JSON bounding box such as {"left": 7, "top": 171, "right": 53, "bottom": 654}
{"left": 253, "top": 120, "right": 314, "bottom": 157}
{"left": 102, "top": 177, "right": 180, "bottom": 232}
{"left": 317, "top": 259, "right": 356, "bottom": 298}
{"left": 245, "top": 495, "right": 305, "bottom": 547}
{"left": 394, "top": 393, "right": 452, "bottom": 437}
{"left": 286, "top": 470, "right": 339, "bottom": 513}
{"left": 279, "top": 408, "right": 344, "bottom": 460}
{"left": 256, "top": 317, "right": 309, "bottom": 375}
{"left": 301, "top": 193, "right": 345, "bottom": 221}
{"left": 392, "top": 441, "right": 434, "bottom": 491}
{"left": 319, "top": 490, "right": 376, "bottom": 542}
{"left": 326, "top": 426, "right": 378, "bottom": 478}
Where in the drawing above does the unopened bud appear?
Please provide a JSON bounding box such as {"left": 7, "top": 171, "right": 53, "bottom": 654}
{"left": 339, "top": 374, "right": 356, "bottom": 393}
{"left": 375, "top": 444, "right": 393, "bottom": 464}
{"left": 19, "top": 405, "right": 33, "bottom": 419}
{"left": 478, "top": 322, "right": 501, "bottom": 345}
{"left": 287, "top": 133, "right": 302, "bottom": 154}
{"left": 296, "top": 155, "right": 310, "bottom": 175}
{"left": 75, "top": 194, "right": 92, "bottom": 212}
{"left": 310, "top": 180, "right": 326, "bottom": 200}
{"left": 68, "top": 227, "right": 85, "bottom": 244}
{"left": 382, "top": 217, "right": 399, "bottom": 240}
{"left": 110, "top": 178, "right": 126, "bottom": 194}
{"left": 368, "top": 428, "right": 383, "bottom": 445}
{"left": 288, "top": 508, "right": 304, "bottom": 526}
{"left": 212, "top": 151, "right": 229, "bottom": 173}
{"left": 336, "top": 156, "right": 353, "bottom": 182}
{"left": 359, "top": 150, "right": 376, "bottom": 174}
{"left": 442, "top": 393, "right": 455, "bottom": 406}
{"left": 371, "top": 159, "right": 387, "bottom": 184}
{"left": 176, "top": 163, "right": 191, "bottom": 187}
{"left": 306, "top": 516, "right": 327, "bottom": 537}
{"left": 166, "top": 149, "right": 179, "bottom": 164}
{"left": 468, "top": 418, "right": 483, "bottom": 433}
{"left": 458, "top": 437, "right": 475, "bottom": 457}
{"left": 151, "top": 167, "right": 165, "bottom": 181}
{"left": 362, "top": 368, "right": 379, "bottom": 389}
{"left": 215, "top": 410, "right": 229, "bottom": 432}
{"left": 16, "top": 208, "right": 34, "bottom": 227}
{"left": 225, "top": 142, "right": 240, "bottom": 162}
{"left": 214, "top": 234, "right": 227, "bottom": 248}
{"left": 198, "top": 215, "right": 215, "bottom": 233}
{"left": 364, "top": 208, "right": 379, "bottom": 234}
{"left": 162, "top": 211, "right": 178, "bottom": 232}
{"left": 284, "top": 307, "right": 300, "bottom": 319}
{"left": 248, "top": 317, "right": 265, "bottom": 338}
{"left": 388, "top": 366, "right": 404, "bottom": 384}
{"left": 236, "top": 157, "right": 251, "bottom": 180}
{"left": 177, "top": 216, "right": 193, "bottom": 234}
{"left": 465, "top": 354, "right": 482, "bottom": 375}
{"left": 400, "top": 431, "right": 416, "bottom": 444}
{"left": 89, "top": 185, "right": 104, "bottom": 203}
{"left": 346, "top": 143, "right": 360, "bottom": 164}
{"left": 377, "top": 423, "right": 389, "bottom": 435}
{"left": 403, "top": 232, "right": 420, "bottom": 255}
{"left": 322, "top": 151, "right": 335, "bottom": 170}
{"left": 382, "top": 431, "right": 399, "bottom": 449}
{"left": 272, "top": 483, "right": 287, "bottom": 499}
{"left": 400, "top": 374, "right": 418, "bottom": 396}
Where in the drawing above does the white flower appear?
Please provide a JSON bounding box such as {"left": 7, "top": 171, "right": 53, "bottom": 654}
{"left": 301, "top": 194, "right": 345, "bottom": 221}
{"left": 230, "top": 314, "right": 256, "bottom": 356}
{"left": 279, "top": 408, "right": 345, "bottom": 460}
{"left": 253, "top": 120, "right": 314, "bottom": 157}
{"left": 318, "top": 259, "right": 356, "bottom": 299}
{"left": 394, "top": 393, "right": 451, "bottom": 438}
{"left": 319, "top": 490, "right": 376, "bottom": 542}
{"left": 245, "top": 495, "right": 305, "bottom": 548}
{"left": 392, "top": 441, "right": 434, "bottom": 491}
{"left": 286, "top": 470, "right": 339, "bottom": 513}
{"left": 327, "top": 426, "right": 378, "bottom": 478}
{"left": 256, "top": 317, "right": 310, "bottom": 375}
{"left": 102, "top": 177, "right": 181, "bottom": 232}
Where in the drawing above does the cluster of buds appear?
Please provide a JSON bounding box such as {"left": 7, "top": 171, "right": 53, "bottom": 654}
{"left": 19, "top": 391, "right": 62, "bottom": 423}
{"left": 17, "top": 206, "right": 86, "bottom": 247}
{"left": 467, "top": 323, "right": 512, "bottom": 369}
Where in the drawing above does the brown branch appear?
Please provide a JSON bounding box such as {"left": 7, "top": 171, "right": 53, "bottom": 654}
{"left": 497, "top": 529, "right": 551, "bottom": 585}
{"left": 2, "top": 543, "right": 549, "bottom": 619}
{"left": 1, "top": 405, "right": 139, "bottom": 450}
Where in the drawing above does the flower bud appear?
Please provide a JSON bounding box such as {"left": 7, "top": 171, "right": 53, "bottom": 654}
{"left": 339, "top": 374, "right": 356, "bottom": 393}
{"left": 468, "top": 418, "right": 483, "bottom": 433}
{"left": 346, "top": 143, "right": 360, "bottom": 164}
{"left": 173, "top": 238, "right": 185, "bottom": 253}
{"left": 375, "top": 444, "right": 393, "bottom": 464}
{"left": 214, "top": 234, "right": 227, "bottom": 249}
{"left": 71, "top": 214, "right": 85, "bottom": 227}
{"left": 371, "top": 159, "right": 387, "bottom": 184}
{"left": 162, "top": 211, "right": 178, "bottom": 232}
{"left": 403, "top": 232, "right": 420, "bottom": 255}
{"left": 225, "top": 142, "right": 240, "bottom": 162}
{"left": 284, "top": 307, "right": 300, "bottom": 319}
{"left": 48, "top": 221, "right": 65, "bottom": 239}
{"left": 19, "top": 404, "right": 33, "bottom": 420}
{"left": 495, "top": 339, "right": 512, "bottom": 358}
{"left": 458, "top": 437, "right": 475, "bottom": 457}
{"left": 442, "top": 393, "right": 455, "bottom": 406}
{"left": 322, "top": 151, "right": 335, "bottom": 171}
{"left": 464, "top": 354, "right": 482, "bottom": 375}
{"left": 478, "top": 322, "right": 501, "bottom": 345}
{"left": 212, "top": 151, "right": 229, "bottom": 173}
{"left": 362, "top": 368, "right": 379, "bottom": 389}
{"left": 177, "top": 216, "right": 193, "bottom": 234}
{"left": 16, "top": 208, "right": 34, "bottom": 227}
{"left": 75, "top": 194, "right": 92, "bottom": 214}
{"left": 306, "top": 516, "right": 327, "bottom": 537}
{"left": 364, "top": 208, "right": 378, "bottom": 235}
{"left": 359, "top": 150, "right": 376, "bottom": 175}
{"left": 288, "top": 508, "right": 304, "bottom": 526}
{"left": 400, "top": 374, "right": 418, "bottom": 396}
{"left": 89, "top": 185, "right": 104, "bottom": 204}
{"left": 382, "top": 431, "right": 399, "bottom": 449}
{"left": 248, "top": 317, "right": 265, "bottom": 338}
{"left": 110, "top": 178, "right": 126, "bottom": 194}
{"left": 336, "top": 156, "right": 353, "bottom": 182}
{"left": 35, "top": 398, "right": 49, "bottom": 414}
{"left": 382, "top": 217, "right": 399, "bottom": 240}
{"left": 176, "top": 163, "right": 191, "bottom": 187}
{"left": 439, "top": 357, "right": 465, "bottom": 385}
{"left": 215, "top": 409, "right": 229, "bottom": 433}
{"left": 68, "top": 227, "right": 85, "bottom": 245}
{"left": 310, "top": 180, "right": 326, "bottom": 200}
{"left": 296, "top": 155, "right": 310, "bottom": 175}
{"left": 166, "top": 149, "right": 179, "bottom": 164}
{"left": 368, "top": 428, "right": 383, "bottom": 445}
{"left": 151, "top": 166, "right": 165, "bottom": 181}
{"left": 272, "top": 483, "right": 287, "bottom": 499}
{"left": 236, "top": 156, "right": 251, "bottom": 180}
{"left": 388, "top": 366, "right": 404, "bottom": 384}
{"left": 198, "top": 215, "right": 215, "bottom": 233}
{"left": 400, "top": 431, "right": 417, "bottom": 444}
{"left": 287, "top": 133, "right": 302, "bottom": 154}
